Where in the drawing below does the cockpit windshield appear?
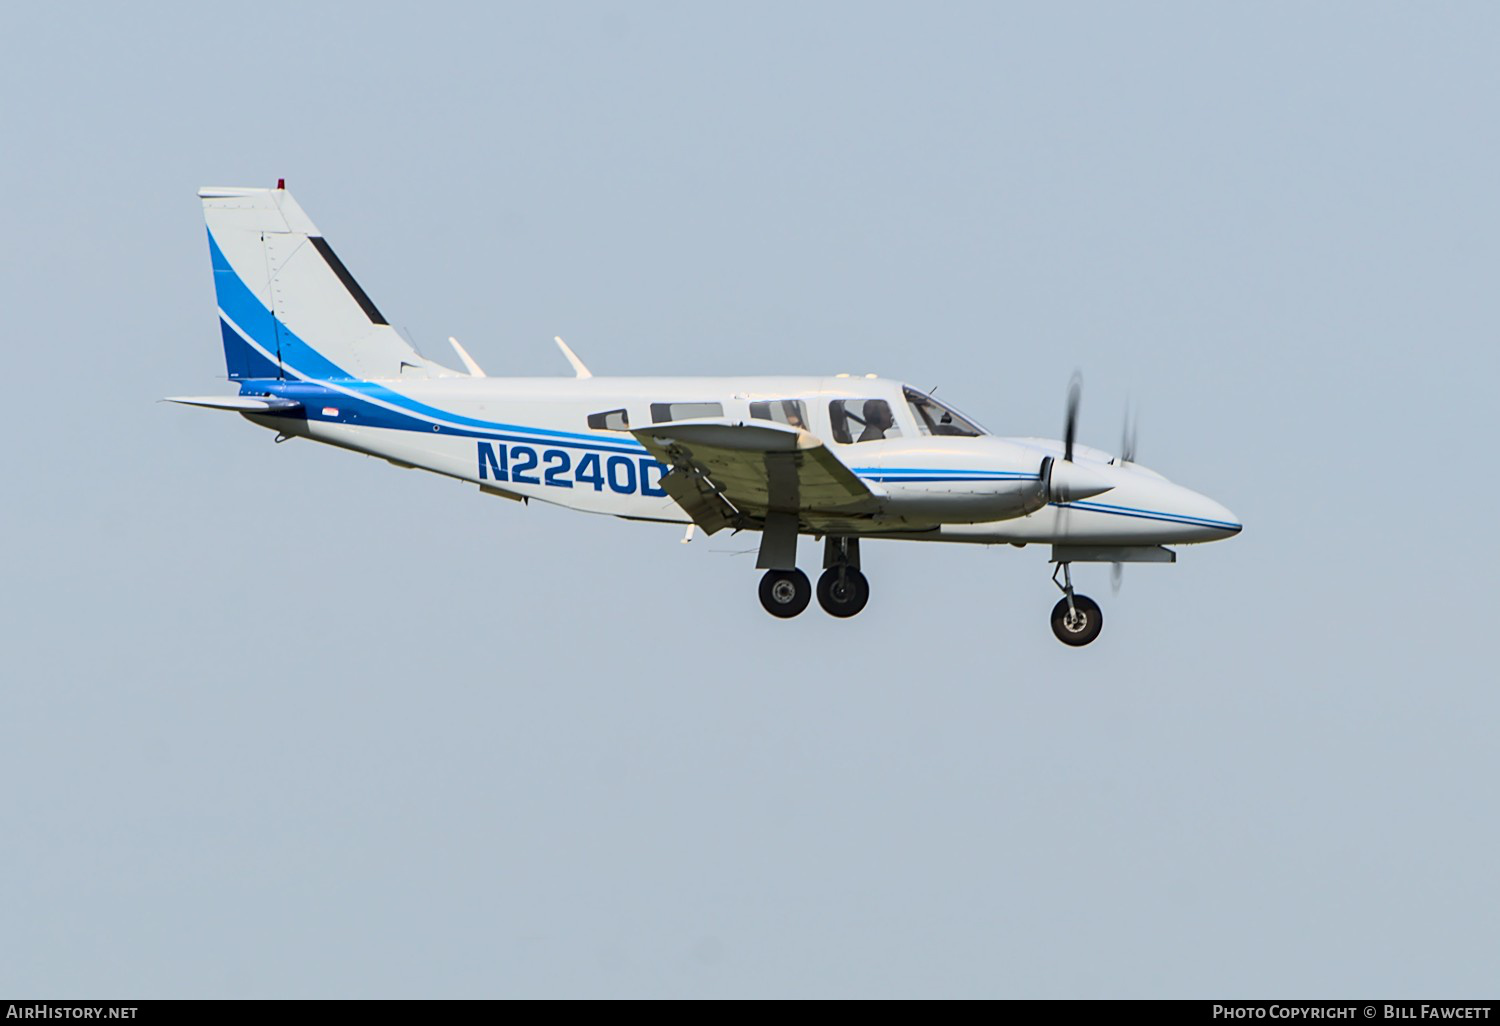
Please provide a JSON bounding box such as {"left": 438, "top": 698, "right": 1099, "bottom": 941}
{"left": 903, "top": 388, "right": 985, "bottom": 437}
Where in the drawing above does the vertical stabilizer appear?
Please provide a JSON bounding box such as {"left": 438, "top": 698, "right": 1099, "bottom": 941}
{"left": 200, "top": 184, "right": 456, "bottom": 383}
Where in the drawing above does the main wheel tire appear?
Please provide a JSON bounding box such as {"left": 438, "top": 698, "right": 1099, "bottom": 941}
{"left": 1050, "top": 594, "right": 1103, "bottom": 646}
{"left": 817, "top": 567, "right": 870, "bottom": 618}
{"left": 759, "top": 569, "right": 812, "bottom": 618}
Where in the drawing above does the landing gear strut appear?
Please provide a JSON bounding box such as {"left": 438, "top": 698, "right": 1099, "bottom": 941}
{"left": 817, "top": 536, "right": 869, "bottom": 618}
{"left": 1050, "top": 562, "right": 1103, "bottom": 646}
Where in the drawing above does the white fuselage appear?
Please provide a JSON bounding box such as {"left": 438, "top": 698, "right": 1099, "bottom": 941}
{"left": 242, "top": 373, "right": 1241, "bottom": 547}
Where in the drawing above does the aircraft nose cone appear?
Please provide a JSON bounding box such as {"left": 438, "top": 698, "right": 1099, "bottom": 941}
{"left": 1185, "top": 492, "right": 1242, "bottom": 541}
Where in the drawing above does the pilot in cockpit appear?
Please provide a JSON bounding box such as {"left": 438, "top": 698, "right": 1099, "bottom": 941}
{"left": 857, "top": 400, "right": 895, "bottom": 442}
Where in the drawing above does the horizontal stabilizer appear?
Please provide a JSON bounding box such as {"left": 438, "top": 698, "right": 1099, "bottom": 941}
{"left": 165, "top": 395, "right": 303, "bottom": 413}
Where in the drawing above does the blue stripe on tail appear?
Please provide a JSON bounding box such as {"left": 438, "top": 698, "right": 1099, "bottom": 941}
{"left": 220, "top": 318, "right": 282, "bottom": 380}
{"left": 209, "top": 228, "right": 284, "bottom": 380}
{"left": 207, "top": 229, "right": 649, "bottom": 452}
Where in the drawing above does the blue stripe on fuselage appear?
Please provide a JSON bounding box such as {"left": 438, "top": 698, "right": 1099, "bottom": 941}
{"left": 237, "top": 378, "right": 651, "bottom": 455}
{"left": 1053, "top": 500, "right": 1241, "bottom": 531}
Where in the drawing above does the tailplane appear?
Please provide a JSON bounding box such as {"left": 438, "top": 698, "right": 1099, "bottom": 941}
{"left": 201, "top": 183, "right": 457, "bottom": 383}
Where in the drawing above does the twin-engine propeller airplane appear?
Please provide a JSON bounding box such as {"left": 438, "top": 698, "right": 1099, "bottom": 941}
{"left": 170, "top": 183, "right": 1241, "bottom": 645}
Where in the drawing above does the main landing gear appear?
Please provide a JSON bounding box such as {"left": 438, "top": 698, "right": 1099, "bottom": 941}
{"left": 817, "top": 536, "right": 869, "bottom": 618}
{"left": 759, "top": 569, "right": 811, "bottom": 618}
{"left": 758, "top": 536, "right": 869, "bottom": 619}
{"left": 1050, "top": 562, "right": 1103, "bottom": 646}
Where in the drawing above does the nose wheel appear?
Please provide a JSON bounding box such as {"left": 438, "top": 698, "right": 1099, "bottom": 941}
{"left": 1050, "top": 562, "right": 1103, "bottom": 646}
{"left": 1050, "top": 594, "right": 1102, "bottom": 645}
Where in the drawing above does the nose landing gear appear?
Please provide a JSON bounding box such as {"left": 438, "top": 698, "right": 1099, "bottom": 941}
{"left": 1050, "top": 562, "right": 1103, "bottom": 646}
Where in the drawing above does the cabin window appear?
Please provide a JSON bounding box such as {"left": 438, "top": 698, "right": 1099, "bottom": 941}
{"left": 587, "top": 408, "right": 630, "bottom": 431}
{"left": 749, "top": 399, "right": 808, "bottom": 429}
{"left": 828, "top": 399, "right": 903, "bottom": 444}
{"left": 651, "top": 402, "right": 723, "bottom": 423}
{"left": 903, "top": 387, "right": 984, "bottom": 437}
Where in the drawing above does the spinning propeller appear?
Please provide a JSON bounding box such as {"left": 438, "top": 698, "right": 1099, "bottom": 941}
{"left": 1045, "top": 374, "right": 1138, "bottom": 593}
{"left": 1119, "top": 401, "right": 1139, "bottom": 466}
{"left": 1063, "top": 372, "right": 1081, "bottom": 463}
{"left": 1040, "top": 372, "right": 1112, "bottom": 504}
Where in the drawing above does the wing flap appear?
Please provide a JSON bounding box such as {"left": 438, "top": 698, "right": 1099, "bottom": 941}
{"left": 632, "top": 419, "right": 879, "bottom": 530}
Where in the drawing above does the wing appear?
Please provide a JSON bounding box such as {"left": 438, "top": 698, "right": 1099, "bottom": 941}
{"left": 631, "top": 419, "right": 881, "bottom": 534}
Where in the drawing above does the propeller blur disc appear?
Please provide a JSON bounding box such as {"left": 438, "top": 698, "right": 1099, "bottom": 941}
{"left": 1064, "top": 372, "right": 1082, "bottom": 462}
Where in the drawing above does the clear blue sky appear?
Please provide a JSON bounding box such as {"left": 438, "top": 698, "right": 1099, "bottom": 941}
{"left": 2, "top": 0, "right": 1496, "bottom": 997}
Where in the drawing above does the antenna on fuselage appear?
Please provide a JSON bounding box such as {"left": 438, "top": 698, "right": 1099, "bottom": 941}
{"left": 448, "top": 336, "right": 487, "bottom": 377}
{"left": 554, "top": 336, "right": 593, "bottom": 379}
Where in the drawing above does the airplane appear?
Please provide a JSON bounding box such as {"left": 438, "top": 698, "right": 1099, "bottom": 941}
{"left": 169, "top": 182, "right": 1242, "bottom": 645}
